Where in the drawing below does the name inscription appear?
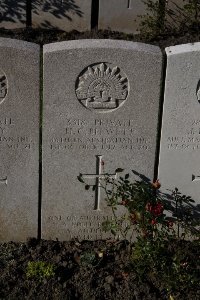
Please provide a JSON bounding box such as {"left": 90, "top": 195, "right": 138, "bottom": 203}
{"left": 49, "top": 118, "right": 150, "bottom": 152}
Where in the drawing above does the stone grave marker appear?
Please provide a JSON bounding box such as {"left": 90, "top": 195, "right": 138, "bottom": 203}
{"left": 32, "top": 0, "right": 92, "bottom": 32}
{"left": 165, "top": 0, "right": 189, "bottom": 30}
{"left": 0, "top": 1, "right": 26, "bottom": 29}
{"left": 43, "top": 40, "right": 163, "bottom": 241}
{"left": 0, "top": 38, "right": 40, "bottom": 241}
{"left": 159, "top": 43, "right": 200, "bottom": 206}
{"left": 98, "top": 0, "right": 149, "bottom": 34}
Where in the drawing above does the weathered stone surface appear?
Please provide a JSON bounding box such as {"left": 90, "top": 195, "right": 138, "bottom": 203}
{"left": 98, "top": 0, "right": 148, "bottom": 34}
{"left": 32, "top": 0, "right": 92, "bottom": 32}
{"left": 0, "top": 1, "right": 26, "bottom": 29}
{"left": 159, "top": 43, "right": 200, "bottom": 206}
{"left": 0, "top": 38, "right": 40, "bottom": 241}
{"left": 43, "top": 40, "right": 163, "bottom": 241}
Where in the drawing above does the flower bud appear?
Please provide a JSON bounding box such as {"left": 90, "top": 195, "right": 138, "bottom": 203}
{"left": 152, "top": 179, "right": 161, "bottom": 189}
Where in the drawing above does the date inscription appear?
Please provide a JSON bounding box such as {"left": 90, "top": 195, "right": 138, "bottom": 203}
{"left": 167, "top": 120, "right": 200, "bottom": 151}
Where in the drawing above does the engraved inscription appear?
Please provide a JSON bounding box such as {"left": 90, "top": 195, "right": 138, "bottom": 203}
{"left": 197, "top": 81, "right": 200, "bottom": 103}
{"left": 0, "top": 117, "right": 35, "bottom": 150}
{"left": 0, "top": 117, "right": 14, "bottom": 135}
{"left": 192, "top": 174, "right": 200, "bottom": 182}
{"left": 0, "top": 176, "right": 7, "bottom": 185}
{"left": 0, "top": 70, "right": 8, "bottom": 104}
{"left": 127, "top": 0, "right": 132, "bottom": 9}
{"left": 76, "top": 63, "right": 129, "bottom": 112}
{"left": 49, "top": 118, "right": 150, "bottom": 152}
{"left": 81, "top": 155, "right": 117, "bottom": 211}
{"left": 167, "top": 120, "right": 200, "bottom": 151}
{"left": 48, "top": 215, "right": 115, "bottom": 240}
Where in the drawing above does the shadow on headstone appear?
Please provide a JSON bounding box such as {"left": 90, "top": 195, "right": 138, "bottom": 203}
{"left": 32, "top": 0, "right": 83, "bottom": 23}
{"left": 31, "top": 0, "right": 91, "bottom": 32}
{"left": 0, "top": 0, "right": 90, "bottom": 31}
{"left": 133, "top": 170, "right": 200, "bottom": 236}
{"left": 159, "top": 189, "right": 200, "bottom": 236}
{"left": 0, "top": 0, "right": 26, "bottom": 28}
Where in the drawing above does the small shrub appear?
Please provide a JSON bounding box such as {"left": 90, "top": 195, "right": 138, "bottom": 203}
{"left": 26, "top": 261, "right": 56, "bottom": 282}
{"left": 139, "top": 0, "right": 200, "bottom": 39}
{"left": 139, "top": 0, "right": 168, "bottom": 38}
{"left": 78, "top": 166, "right": 200, "bottom": 297}
{"left": 80, "top": 250, "right": 96, "bottom": 267}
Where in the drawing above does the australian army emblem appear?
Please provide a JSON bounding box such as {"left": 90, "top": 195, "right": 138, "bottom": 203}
{"left": 76, "top": 63, "right": 129, "bottom": 112}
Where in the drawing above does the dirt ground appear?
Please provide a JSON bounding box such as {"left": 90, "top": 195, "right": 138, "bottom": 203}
{"left": 0, "top": 238, "right": 199, "bottom": 300}
{"left": 0, "top": 27, "right": 200, "bottom": 50}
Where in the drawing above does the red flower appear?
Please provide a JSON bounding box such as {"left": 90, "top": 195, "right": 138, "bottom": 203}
{"left": 151, "top": 219, "right": 157, "bottom": 225}
{"left": 121, "top": 199, "right": 128, "bottom": 206}
{"left": 146, "top": 202, "right": 164, "bottom": 217}
{"left": 130, "top": 213, "right": 137, "bottom": 224}
{"left": 166, "top": 221, "right": 173, "bottom": 228}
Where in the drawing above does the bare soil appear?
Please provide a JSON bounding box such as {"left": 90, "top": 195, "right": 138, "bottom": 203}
{"left": 0, "top": 27, "right": 200, "bottom": 50}
{"left": 0, "top": 238, "right": 199, "bottom": 300}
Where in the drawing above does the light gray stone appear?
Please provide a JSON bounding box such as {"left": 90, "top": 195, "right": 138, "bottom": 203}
{"left": 32, "top": 0, "right": 92, "bottom": 32}
{"left": 0, "top": 1, "right": 26, "bottom": 29}
{"left": 0, "top": 38, "right": 40, "bottom": 242}
{"left": 42, "top": 40, "right": 163, "bottom": 241}
{"left": 159, "top": 43, "right": 200, "bottom": 206}
{"left": 98, "top": 0, "right": 149, "bottom": 34}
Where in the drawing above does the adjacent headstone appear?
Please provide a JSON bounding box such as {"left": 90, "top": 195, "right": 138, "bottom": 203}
{"left": 0, "top": 38, "right": 40, "bottom": 242}
{"left": 0, "top": 1, "right": 26, "bottom": 29}
{"left": 165, "top": 0, "right": 188, "bottom": 29}
{"left": 159, "top": 43, "right": 200, "bottom": 205}
{"left": 32, "top": 0, "right": 92, "bottom": 32}
{"left": 98, "top": 0, "right": 149, "bottom": 34}
{"left": 43, "top": 40, "right": 163, "bottom": 241}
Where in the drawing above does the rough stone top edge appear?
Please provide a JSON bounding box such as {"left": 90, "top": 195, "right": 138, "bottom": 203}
{"left": 0, "top": 38, "right": 40, "bottom": 52}
{"left": 166, "top": 42, "right": 200, "bottom": 56}
{"left": 43, "top": 39, "right": 161, "bottom": 55}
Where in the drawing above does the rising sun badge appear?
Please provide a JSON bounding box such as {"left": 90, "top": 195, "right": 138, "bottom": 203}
{"left": 76, "top": 63, "right": 129, "bottom": 112}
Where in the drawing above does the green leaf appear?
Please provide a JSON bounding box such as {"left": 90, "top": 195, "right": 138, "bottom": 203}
{"left": 85, "top": 185, "right": 90, "bottom": 190}
{"left": 125, "top": 173, "right": 130, "bottom": 179}
{"left": 115, "top": 168, "right": 124, "bottom": 173}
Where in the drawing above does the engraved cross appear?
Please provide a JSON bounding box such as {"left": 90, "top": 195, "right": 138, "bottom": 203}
{"left": 127, "top": 0, "right": 132, "bottom": 9}
{"left": 0, "top": 176, "right": 7, "bottom": 185}
{"left": 192, "top": 174, "right": 200, "bottom": 182}
{"left": 82, "top": 155, "right": 117, "bottom": 211}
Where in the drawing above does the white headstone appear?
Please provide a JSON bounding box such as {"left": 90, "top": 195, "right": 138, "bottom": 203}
{"left": 0, "top": 38, "right": 40, "bottom": 241}
{"left": 32, "top": 0, "right": 92, "bottom": 32}
{"left": 159, "top": 43, "right": 200, "bottom": 205}
{"left": 98, "top": 0, "right": 148, "bottom": 34}
{"left": 166, "top": 0, "right": 188, "bottom": 29}
{"left": 42, "top": 40, "right": 163, "bottom": 241}
{"left": 0, "top": 1, "right": 26, "bottom": 29}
